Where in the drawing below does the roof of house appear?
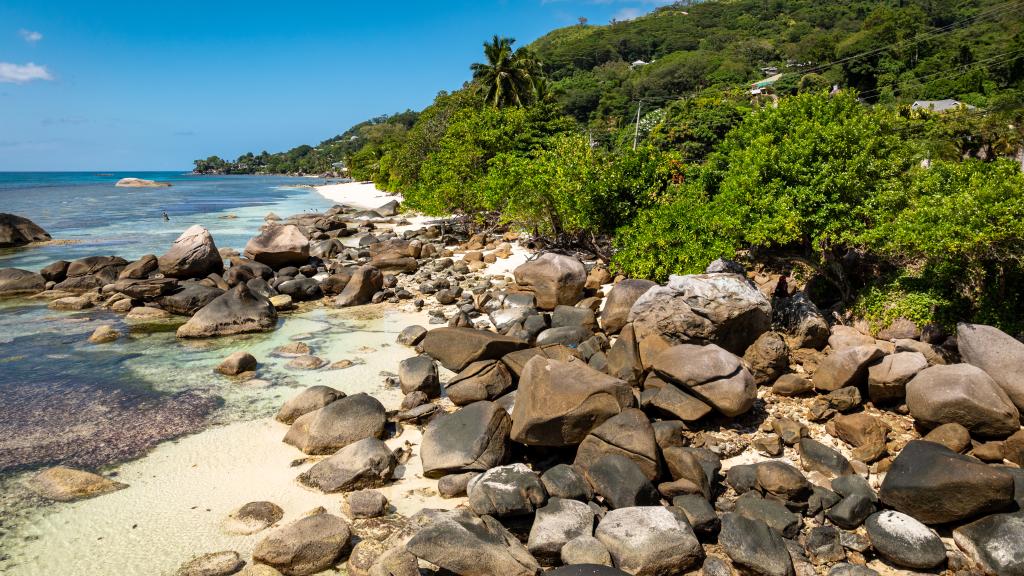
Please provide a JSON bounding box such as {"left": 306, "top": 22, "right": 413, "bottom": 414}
{"left": 911, "top": 99, "right": 977, "bottom": 112}
{"left": 751, "top": 73, "right": 783, "bottom": 89}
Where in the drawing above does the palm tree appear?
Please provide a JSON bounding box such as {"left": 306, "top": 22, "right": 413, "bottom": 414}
{"left": 470, "top": 35, "right": 543, "bottom": 108}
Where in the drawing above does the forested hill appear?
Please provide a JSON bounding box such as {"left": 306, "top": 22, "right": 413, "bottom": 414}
{"left": 195, "top": 0, "right": 1024, "bottom": 174}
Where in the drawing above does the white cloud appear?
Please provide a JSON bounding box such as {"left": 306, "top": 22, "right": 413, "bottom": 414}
{"left": 0, "top": 62, "right": 54, "bottom": 84}
{"left": 613, "top": 7, "right": 643, "bottom": 20}
{"left": 19, "top": 29, "right": 43, "bottom": 43}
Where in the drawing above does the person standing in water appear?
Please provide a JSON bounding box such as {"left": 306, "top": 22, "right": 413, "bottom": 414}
{"left": 162, "top": 210, "right": 169, "bottom": 222}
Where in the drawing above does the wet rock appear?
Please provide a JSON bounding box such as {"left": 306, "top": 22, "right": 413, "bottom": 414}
{"left": 541, "top": 464, "right": 593, "bottom": 501}
{"left": 719, "top": 513, "right": 794, "bottom": 576}
{"left": 865, "top": 510, "right": 946, "bottom": 570}
{"left": 958, "top": 322, "right": 1024, "bottom": 412}
{"left": 276, "top": 277, "right": 322, "bottom": 302}
{"left": 0, "top": 267, "right": 46, "bottom": 295}
{"left": 879, "top": 440, "right": 1016, "bottom": 524}
{"left": 421, "top": 400, "right": 510, "bottom": 478}
{"left": 176, "top": 551, "right": 244, "bottom": 576}
{"left": 511, "top": 356, "right": 633, "bottom": 446}
{"left": 217, "top": 351, "right": 257, "bottom": 376}
{"left": 244, "top": 224, "right": 309, "bottom": 269}
{"left": 224, "top": 501, "right": 284, "bottom": 535}
{"left": 283, "top": 393, "right": 386, "bottom": 455}
{"left": 177, "top": 283, "right": 277, "bottom": 338}
{"left": 583, "top": 454, "right": 659, "bottom": 509}
{"left": 513, "top": 253, "right": 587, "bottom": 310}
{"left": 813, "top": 345, "right": 884, "bottom": 392}
{"left": 652, "top": 344, "right": 755, "bottom": 417}
{"left": 420, "top": 327, "right": 529, "bottom": 372}
{"left": 40, "top": 259, "right": 71, "bottom": 282}
{"left": 88, "top": 324, "right": 120, "bottom": 344}
{"left": 159, "top": 225, "right": 224, "bottom": 279}
{"left": 867, "top": 351, "right": 927, "bottom": 404}
{"left": 119, "top": 254, "right": 159, "bottom": 280}
{"left": 0, "top": 213, "right": 50, "bottom": 247}
{"left": 574, "top": 408, "right": 660, "bottom": 481}
{"left": 906, "top": 364, "right": 1020, "bottom": 437}
{"left": 300, "top": 438, "right": 398, "bottom": 493}
{"left": 161, "top": 284, "right": 225, "bottom": 315}
{"left": 595, "top": 506, "right": 703, "bottom": 576}
{"left": 628, "top": 273, "right": 772, "bottom": 355}
{"left": 275, "top": 386, "right": 344, "bottom": 425}
{"left": 445, "top": 360, "right": 514, "bottom": 405}
{"left": 560, "top": 535, "right": 612, "bottom": 566}
{"left": 286, "top": 355, "right": 327, "bottom": 370}
{"left": 601, "top": 279, "right": 656, "bottom": 334}
{"left": 252, "top": 512, "right": 351, "bottom": 576}
{"left": 333, "top": 265, "right": 383, "bottom": 307}
{"left": 527, "top": 497, "right": 595, "bottom": 563}
{"left": 405, "top": 509, "right": 540, "bottom": 576}
{"left": 952, "top": 511, "right": 1024, "bottom": 575}
{"left": 29, "top": 465, "right": 127, "bottom": 502}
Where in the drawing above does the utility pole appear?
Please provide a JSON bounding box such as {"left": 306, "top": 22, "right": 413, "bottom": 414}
{"left": 633, "top": 99, "right": 643, "bottom": 150}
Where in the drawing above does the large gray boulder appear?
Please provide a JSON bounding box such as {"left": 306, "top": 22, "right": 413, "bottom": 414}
{"left": 953, "top": 512, "right": 1024, "bottom": 575}
{"left": 283, "top": 393, "right": 386, "bottom": 455}
{"left": 573, "top": 408, "right": 660, "bottom": 481}
{"left": 865, "top": 510, "right": 947, "bottom": 570}
{"left": 160, "top": 283, "right": 225, "bottom": 315}
{"left": 158, "top": 225, "right": 223, "bottom": 279}
{"left": 813, "top": 345, "right": 884, "bottom": 392}
{"left": 905, "top": 364, "right": 1020, "bottom": 437}
{"left": 299, "top": 437, "right": 397, "bottom": 493}
{"left": 0, "top": 268, "right": 46, "bottom": 296}
{"left": 958, "top": 322, "right": 1024, "bottom": 413}
{"left": 651, "top": 344, "right": 756, "bottom": 417}
{"left": 628, "top": 273, "right": 771, "bottom": 355}
{"left": 467, "top": 463, "right": 547, "bottom": 517}
{"left": 405, "top": 509, "right": 540, "bottom": 576}
{"left": 0, "top": 213, "right": 50, "bottom": 247}
{"left": 177, "top": 283, "right": 278, "bottom": 338}
{"left": 595, "top": 506, "right": 703, "bottom": 576}
{"left": 879, "top": 440, "right": 1016, "bottom": 524}
{"left": 419, "top": 327, "right": 529, "bottom": 372}
{"left": 527, "top": 498, "right": 595, "bottom": 564}
{"left": 719, "top": 513, "right": 794, "bottom": 576}
{"left": 867, "top": 351, "right": 928, "bottom": 404}
{"left": 333, "top": 265, "right": 382, "bottom": 307}
{"left": 445, "top": 360, "right": 514, "bottom": 406}
{"left": 275, "top": 386, "right": 344, "bottom": 425}
{"left": 244, "top": 224, "right": 309, "bottom": 269}
{"left": 252, "top": 512, "right": 351, "bottom": 576}
{"left": 421, "top": 400, "right": 511, "bottom": 478}
{"left": 600, "top": 279, "right": 656, "bottom": 334}
{"left": 511, "top": 357, "right": 633, "bottom": 446}
{"left": 513, "top": 253, "right": 587, "bottom": 310}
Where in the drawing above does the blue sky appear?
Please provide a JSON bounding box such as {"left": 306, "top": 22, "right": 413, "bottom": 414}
{"left": 0, "top": 0, "right": 671, "bottom": 171}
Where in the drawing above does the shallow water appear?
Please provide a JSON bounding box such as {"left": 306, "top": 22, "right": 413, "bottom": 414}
{"left": 0, "top": 173, "right": 432, "bottom": 574}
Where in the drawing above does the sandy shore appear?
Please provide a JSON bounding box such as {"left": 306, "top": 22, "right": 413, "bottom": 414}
{"left": 3, "top": 184, "right": 476, "bottom": 576}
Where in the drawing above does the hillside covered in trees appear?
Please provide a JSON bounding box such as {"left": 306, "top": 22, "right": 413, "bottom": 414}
{"left": 196, "top": 0, "right": 1024, "bottom": 332}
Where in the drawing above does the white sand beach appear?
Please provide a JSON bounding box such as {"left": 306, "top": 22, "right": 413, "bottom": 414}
{"left": 314, "top": 180, "right": 401, "bottom": 211}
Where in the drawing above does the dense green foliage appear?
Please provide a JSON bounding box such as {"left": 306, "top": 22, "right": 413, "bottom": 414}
{"left": 194, "top": 0, "right": 1024, "bottom": 330}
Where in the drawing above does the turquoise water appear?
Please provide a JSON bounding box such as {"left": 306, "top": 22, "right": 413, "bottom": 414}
{"left": 0, "top": 172, "right": 341, "bottom": 474}
{"left": 0, "top": 171, "right": 335, "bottom": 271}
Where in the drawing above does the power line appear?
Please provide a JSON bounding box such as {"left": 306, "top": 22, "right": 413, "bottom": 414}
{"left": 856, "top": 46, "right": 1024, "bottom": 99}
{"left": 798, "top": 0, "right": 1024, "bottom": 76}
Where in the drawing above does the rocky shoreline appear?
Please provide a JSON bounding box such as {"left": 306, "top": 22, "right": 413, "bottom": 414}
{"left": 1, "top": 198, "right": 1023, "bottom": 576}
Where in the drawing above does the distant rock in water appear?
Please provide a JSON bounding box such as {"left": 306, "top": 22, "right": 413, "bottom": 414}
{"left": 0, "top": 213, "right": 50, "bottom": 247}
{"left": 115, "top": 177, "right": 172, "bottom": 188}
{"left": 28, "top": 465, "right": 127, "bottom": 502}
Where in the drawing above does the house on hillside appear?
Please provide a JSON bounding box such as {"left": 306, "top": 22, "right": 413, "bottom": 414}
{"left": 631, "top": 60, "right": 649, "bottom": 68}
{"left": 911, "top": 99, "right": 977, "bottom": 113}
{"left": 750, "top": 73, "right": 782, "bottom": 95}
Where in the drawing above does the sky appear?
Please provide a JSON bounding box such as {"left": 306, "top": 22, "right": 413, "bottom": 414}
{"left": 0, "top": 0, "right": 673, "bottom": 171}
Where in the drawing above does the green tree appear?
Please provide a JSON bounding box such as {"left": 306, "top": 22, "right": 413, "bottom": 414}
{"left": 470, "top": 36, "right": 542, "bottom": 108}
